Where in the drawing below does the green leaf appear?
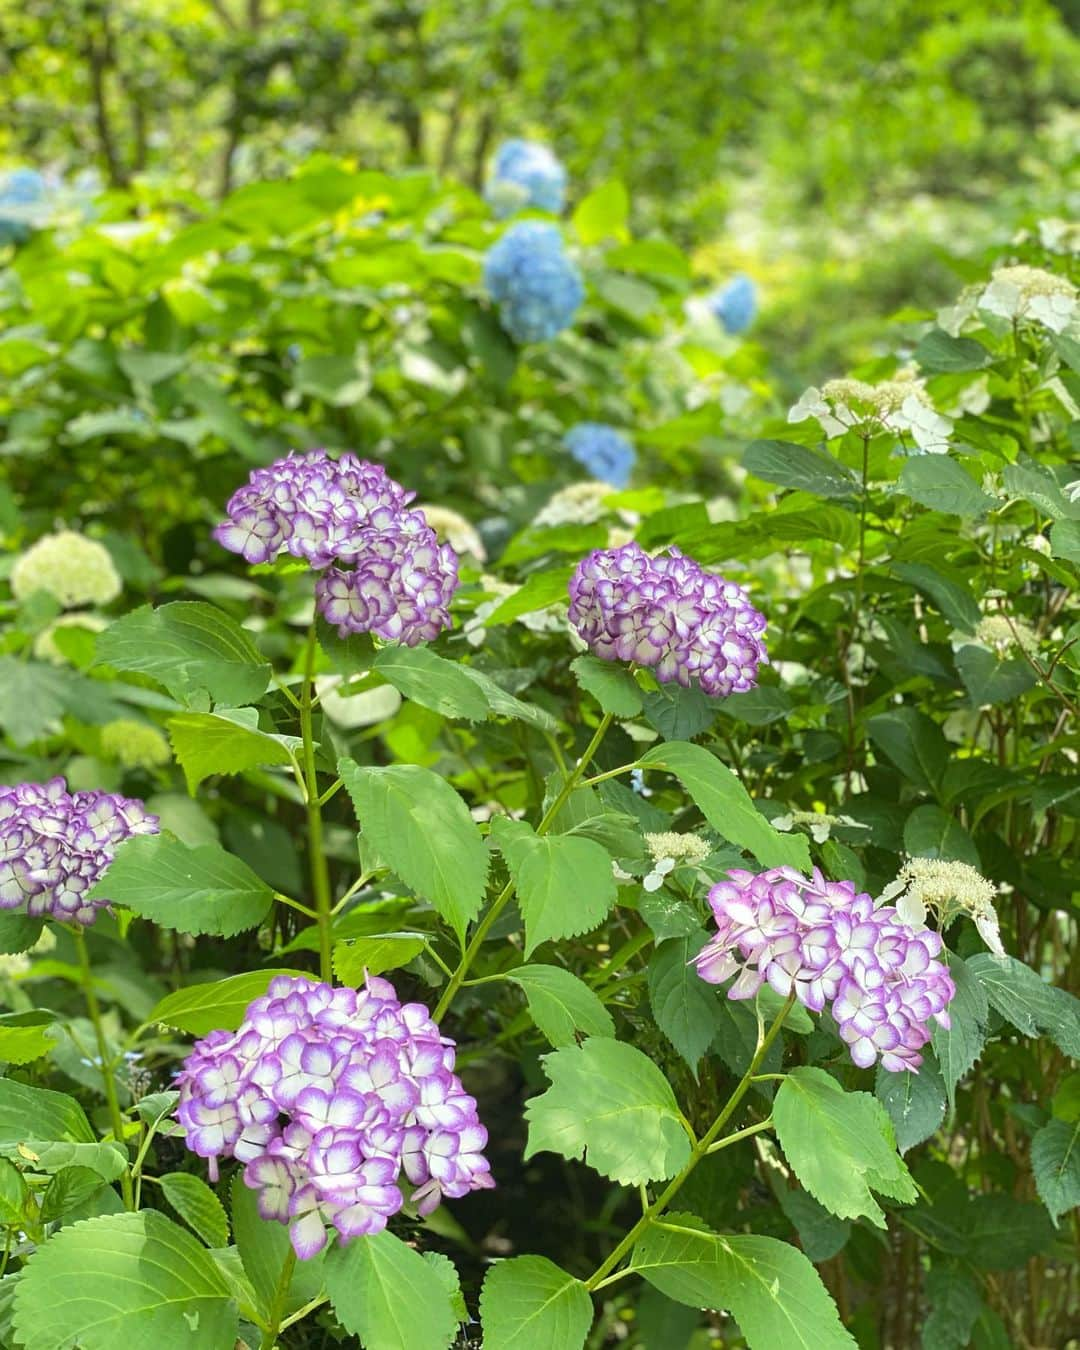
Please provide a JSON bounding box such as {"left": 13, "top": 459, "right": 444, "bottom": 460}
{"left": 95, "top": 601, "right": 270, "bottom": 707}
{"left": 570, "top": 654, "right": 642, "bottom": 717}
{"left": 874, "top": 1054, "right": 947, "bottom": 1152}
{"left": 1003, "top": 461, "right": 1073, "bottom": 521}
{"left": 0, "top": 1011, "right": 58, "bottom": 1064}
{"left": 1031, "top": 1118, "right": 1080, "bottom": 1223}
{"left": 479, "top": 1255, "right": 592, "bottom": 1350}
{"left": 893, "top": 563, "right": 981, "bottom": 634}
{"left": 373, "top": 647, "right": 490, "bottom": 722}
{"left": 168, "top": 707, "right": 300, "bottom": 793}
{"left": 967, "top": 953, "right": 1080, "bottom": 1058}
{"left": 39, "top": 1167, "right": 110, "bottom": 1223}
{"left": 0, "top": 912, "right": 43, "bottom": 955}
{"left": 0, "top": 1158, "right": 29, "bottom": 1226}
{"left": 231, "top": 1175, "right": 324, "bottom": 1321}
{"left": 776, "top": 1189, "right": 851, "bottom": 1262}
{"left": 159, "top": 1172, "right": 229, "bottom": 1248}
{"left": 647, "top": 934, "right": 724, "bottom": 1072}
{"left": 866, "top": 708, "right": 948, "bottom": 793}
{"left": 1050, "top": 518, "right": 1080, "bottom": 563}
{"left": 913, "top": 329, "right": 993, "bottom": 372}
{"left": 456, "top": 666, "right": 559, "bottom": 732}
{"left": 483, "top": 567, "right": 574, "bottom": 626}
{"left": 903, "top": 805, "right": 980, "bottom": 868}
{"left": 507, "top": 964, "right": 616, "bottom": 1047}
{"left": 743, "top": 439, "right": 858, "bottom": 498}
{"left": 640, "top": 685, "right": 717, "bottom": 740}
{"left": 773, "top": 1067, "right": 917, "bottom": 1227}
{"left": 630, "top": 1213, "right": 856, "bottom": 1349}
{"left": 637, "top": 741, "right": 811, "bottom": 870}
{"left": 90, "top": 833, "right": 273, "bottom": 937}
{"left": 524, "top": 1038, "right": 692, "bottom": 1185}
{"left": 333, "top": 933, "right": 428, "bottom": 983}
{"left": 955, "top": 645, "right": 1036, "bottom": 707}
{"left": 339, "top": 759, "right": 489, "bottom": 942}
{"left": 15, "top": 1140, "right": 127, "bottom": 1181}
{"left": 0, "top": 1079, "right": 94, "bottom": 1146}
{"left": 294, "top": 352, "right": 371, "bottom": 406}
{"left": 572, "top": 180, "right": 630, "bottom": 244}
{"left": 898, "top": 457, "right": 996, "bottom": 517}
{"left": 931, "top": 954, "right": 989, "bottom": 1107}
{"left": 491, "top": 818, "right": 617, "bottom": 956}
{"left": 11, "top": 1211, "right": 239, "bottom": 1350}
{"left": 149, "top": 969, "right": 313, "bottom": 1035}
{"left": 922, "top": 1264, "right": 983, "bottom": 1350}
{"left": 952, "top": 1193, "right": 1055, "bottom": 1270}
{"left": 324, "top": 1229, "right": 458, "bottom": 1350}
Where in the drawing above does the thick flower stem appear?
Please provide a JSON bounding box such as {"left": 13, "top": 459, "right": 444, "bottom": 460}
{"left": 73, "top": 927, "right": 134, "bottom": 1210}
{"left": 433, "top": 711, "right": 615, "bottom": 1022}
{"left": 260, "top": 1246, "right": 297, "bottom": 1350}
{"left": 583, "top": 991, "right": 795, "bottom": 1292}
{"left": 300, "top": 624, "right": 334, "bottom": 984}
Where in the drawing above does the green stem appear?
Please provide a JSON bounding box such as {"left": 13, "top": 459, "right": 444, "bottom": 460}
{"left": 300, "top": 624, "right": 334, "bottom": 983}
{"left": 260, "top": 1246, "right": 297, "bottom": 1349}
{"left": 583, "top": 991, "right": 795, "bottom": 1291}
{"left": 73, "top": 928, "right": 134, "bottom": 1210}
{"left": 433, "top": 712, "right": 615, "bottom": 1022}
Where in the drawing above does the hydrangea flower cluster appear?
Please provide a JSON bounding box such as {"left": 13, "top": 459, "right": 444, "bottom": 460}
{"left": 978, "top": 264, "right": 1077, "bottom": 333}
{"left": 484, "top": 222, "right": 584, "bottom": 343}
{"left": 214, "top": 450, "right": 459, "bottom": 646}
{"left": 789, "top": 374, "right": 953, "bottom": 453}
{"left": 563, "top": 423, "right": 636, "bottom": 488}
{"left": 694, "top": 866, "right": 956, "bottom": 1072}
{"left": 11, "top": 531, "right": 122, "bottom": 609}
{"left": 0, "top": 779, "right": 158, "bottom": 926}
{"left": 709, "top": 274, "right": 758, "bottom": 335}
{"left": 880, "top": 858, "right": 1004, "bottom": 958}
{"left": 176, "top": 975, "right": 493, "bottom": 1259}
{"left": 0, "top": 168, "right": 47, "bottom": 245}
{"left": 486, "top": 139, "right": 567, "bottom": 217}
{"left": 568, "top": 544, "right": 767, "bottom": 697}
{"left": 99, "top": 719, "right": 172, "bottom": 771}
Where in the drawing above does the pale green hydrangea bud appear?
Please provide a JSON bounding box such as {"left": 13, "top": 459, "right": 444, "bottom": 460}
{"left": 99, "top": 719, "right": 171, "bottom": 770}
{"left": 11, "top": 531, "right": 121, "bottom": 608}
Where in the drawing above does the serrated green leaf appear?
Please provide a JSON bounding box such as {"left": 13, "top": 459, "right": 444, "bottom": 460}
{"left": 524, "top": 1038, "right": 692, "bottom": 1185}
{"left": 479, "top": 1255, "right": 592, "bottom": 1350}
{"left": 159, "top": 1172, "right": 229, "bottom": 1248}
{"left": 11, "top": 1210, "right": 238, "bottom": 1350}
{"left": 743, "top": 439, "right": 858, "bottom": 498}
{"left": 0, "top": 912, "right": 43, "bottom": 955}
{"left": 773, "top": 1067, "right": 917, "bottom": 1227}
{"left": 340, "top": 759, "right": 489, "bottom": 942}
{"left": 95, "top": 601, "right": 270, "bottom": 707}
{"left": 898, "top": 456, "right": 996, "bottom": 517}
{"left": 333, "top": 933, "right": 428, "bottom": 983}
{"left": 0, "top": 1079, "right": 95, "bottom": 1146}
{"left": 903, "top": 805, "right": 980, "bottom": 868}
{"left": 491, "top": 817, "right": 617, "bottom": 956}
{"left": 373, "top": 646, "right": 490, "bottom": 721}
{"left": 913, "top": 329, "right": 993, "bottom": 373}
{"left": 967, "top": 953, "right": 1080, "bottom": 1058}
{"left": 640, "top": 684, "right": 717, "bottom": 740}
{"left": 507, "top": 964, "right": 615, "bottom": 1046}
{"left": 955, "top": 645, "right": 1036, "bottom": 707}
{"left": 629, "top": 1213, "right": 856, "bottom": 1349}
{"left": 90, "top": 833, "right": 273, "bottom": 936}
{"left": 647, "top": 933, "right": 724, "bottom": 1072}
{"left": 168, "top": 706, "right": 300, "bottom": 793}
{"left": 931, "top": 954, "right": 988, "bottom": 1107}
{"left": 483, "top": 568, "right": 574, "bottom": 626}
{"left": 324, "top": 1229, "right": 458, "bottom": 1350}
{"left": 570, "top": 655, "right": 642, "bottom": 717}
{"left": 0, "top": 1011, "right": 57, "bottom": 1064}
{"left": 1031, "top": 1118, "right": 1080, "bottom": 1223}
{"left": 776, "top": 1189, "right": 852, "bottom": 1262}
{"left": 456, "top": 666, "right": 559, "bottom": 732}
{"left": 893, "top": 563, "right": 980, "bottom": 634}
{"left": 637, "top": 740, "right": 810, "bottom": 870}
{"left": 150, "top": 969, "right": 313, "bottom": 1035}
{"left": 922, "top": 1264, "right": 983, "bottom": 1350}
{"left": 40, "top": 1166, "right": 110, "bottom": 1223}
{"left": 874, "top": 1054, "right": 947, "bottom": 1152}
{"left": 866, "top": 707, "right": 948, "bottom": 792}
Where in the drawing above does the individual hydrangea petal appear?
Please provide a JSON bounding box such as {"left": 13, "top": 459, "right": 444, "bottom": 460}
{"left": 694, "top": 866, "right": 956, "bottom": 1073}
{"left": 0, "top": 779, "right": 159, "bottom": 927}
{"left": 483, "top": 221, "right": 583, "bottom": 343}
{"left": 568, "top": 543, "right": 767, "bottom": 697}
{"left": 11, "top": 531, "right": 122, "bottom": 609}
{"left": 563, "top": 423, "right": 635, "bottom": 488}
{"left": 709, "top": 274, "right": 757, "bottom": 335}
{"left": 485, "top": 139, "right": 567, "bottom": 217}
{"left": 176, "top": 975, "right": 492, "bottom": 1260}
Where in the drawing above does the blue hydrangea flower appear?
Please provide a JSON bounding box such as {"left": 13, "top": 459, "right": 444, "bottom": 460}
{"left": 0, "top": 168, "right": 47, "bottom": 246}
{"left": 563, "top": 423, "right": 635, "bottom": 488}
{"left": 486, "top": 139, "right": 567, "bottom": 217}
{"left": 483, "top": 222, "right": 584, "bottom": 344}
{"left": 709, "top": 273, "right": 758, "bottom": 335}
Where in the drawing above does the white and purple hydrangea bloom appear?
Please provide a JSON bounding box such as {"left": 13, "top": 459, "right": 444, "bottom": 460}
{"left": 694, "top": 867, "right": 956, "bottom": 1072}
{"left": 563, "top": 423, "right": 635, "bottom": 489}
{"left": 709, "top": 274, "right": 757, "bottom": 335}
{"left": 568, "top": 543, "right": 767, "bottom": 697}
{"left": 486, "top": 139, "right": 567, "bottom": 217}
{"left": 214, "top": 450, "right": 459, "bottom": 647}
{"left": 483, "top": 221, "right": 584, "bottom": 344}
{"left": 175, "top": 975, "right": 493, "bottom": 1260}
{"left": 0, "top": 779, "right": 158, "bottom": 926}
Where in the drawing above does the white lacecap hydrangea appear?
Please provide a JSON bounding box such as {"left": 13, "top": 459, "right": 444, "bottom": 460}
{"left": 973, "top": 613, "right": 1039, "bottom": 658}
{"left": 977, "top": 265, "right": 1078, "bottom": 334}
{"left": 642, "top": 832, "right": 712, "bottom": 891}
{"left": 788, "top": 373, "right": 952, "bottom": 453}
{"left": 535, "top": 481, "right": 615, "bottom": 528}
{"left": 877, "top": 858, "right": 1004, "bottom": 957}
{"left": 11, "top": 531, "right": 121, "bottom": 608}
{"left": 770, "top": 810, "right": 867, "bottom": 845}
{"left": 419, "top": 506, "right": 487, "bottom": 562}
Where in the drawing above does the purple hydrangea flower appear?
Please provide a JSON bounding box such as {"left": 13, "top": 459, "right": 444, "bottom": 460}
{"left": 176, "top": 975, "right": 493, "bottom": 1259}
{"left": 563, "top": 423, "right": 635, "bottom": 489}
{"left": 483, "top": 221, "right": 584, "bottom": 344}
{"left": 486, "top": 139, "right": 567, "bottom": 217}
{"left": 214, "top": 450, "right": 459, "bottom": 647}
{"left": 568, "top": 543, "right": 767, "bottom": 697}
{"left": 694, "top": 867, "right": 956, "bottom": 1072}
{"left": 0, "top": 779, "right": 158, "bottom": 926}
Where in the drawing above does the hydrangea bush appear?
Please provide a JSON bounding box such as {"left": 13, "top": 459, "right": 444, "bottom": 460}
{"left": 0, "top": 164, "right": 1077, "bottom": 1350}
